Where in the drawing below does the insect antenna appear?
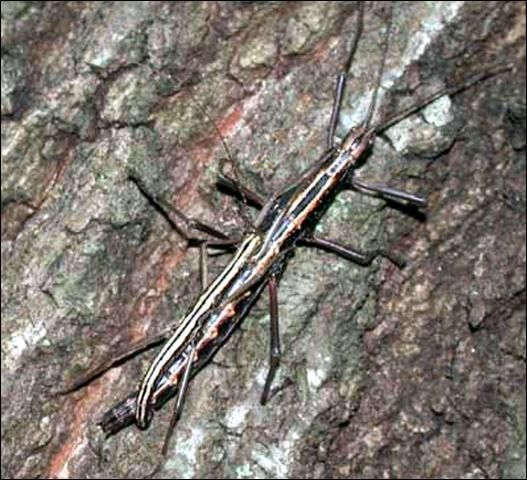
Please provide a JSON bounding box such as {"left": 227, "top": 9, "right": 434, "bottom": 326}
{"left": 190, "top": 94, "right": 255, "bottom": 232}
{"left": 369, "top": 62, "right": 515, "bottom": 136}
{"left": 363, "top": 2, "right": 393, "bottom": 131}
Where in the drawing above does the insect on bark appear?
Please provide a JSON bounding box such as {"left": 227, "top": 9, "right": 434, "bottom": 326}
{"left": 60, "top": 0, "right": 513, "bottom": 467}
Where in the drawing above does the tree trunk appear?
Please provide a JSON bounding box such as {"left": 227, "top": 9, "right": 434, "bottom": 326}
{"left": 1, "top": 2, "right": 525, "bottom": 478}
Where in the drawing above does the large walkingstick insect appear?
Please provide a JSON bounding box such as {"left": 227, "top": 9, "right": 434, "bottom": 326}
{"left": 57, "top": 1, "right": 516, "bottom": 472}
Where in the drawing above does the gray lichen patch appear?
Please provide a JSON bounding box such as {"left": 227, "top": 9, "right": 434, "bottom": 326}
{"left": 383, "top": 96, "right": 458, "bottom": 158}
{"left": 281, "top": 2, "right": 339, "bottom": 56}
{"left": 100, "top": 67, "right": 158, "bottom": 126}
{"left": 79, "top": 2, "right": 154, "bottom": 73}
{"left": 238, "top": 35, "right": 278, "bottom": 71}
{"left": 1, "top": 52, "right": 27, "bottom": 116}
{"left": 146, "top": 2, "right": 210, "bottom": 73}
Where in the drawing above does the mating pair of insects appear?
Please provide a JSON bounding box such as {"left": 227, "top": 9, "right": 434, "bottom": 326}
{"left": 63, "top": 2, "right": 510, "bottom": 456}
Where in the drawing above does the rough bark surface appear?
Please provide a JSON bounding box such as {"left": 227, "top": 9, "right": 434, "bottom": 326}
{"left": 1, "top": 2, "right": 525, "bottom": 479}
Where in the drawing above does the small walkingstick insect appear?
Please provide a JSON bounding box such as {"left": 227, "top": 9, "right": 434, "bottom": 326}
{"left": 61, "top": 1, "right": 513, "bottom": 460}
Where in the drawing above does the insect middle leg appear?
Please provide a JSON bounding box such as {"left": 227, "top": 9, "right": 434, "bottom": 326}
{"left": 348, "top": 176, "right": 426, "bottom": 208}
{"left": 218, "top": 172, "right": 417, "bottom": 270}
{"left": 218, "top": 172, "right": 426, "bottom": 218}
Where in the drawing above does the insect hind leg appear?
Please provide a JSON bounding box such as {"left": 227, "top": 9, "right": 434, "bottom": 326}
{"left": 161, "top": 343, "right": 196, "bottom": 456}
{"left": 57, "top": 328, "right": 174, "bottom": 395}
{"left": 260, "top": 275, "right": 281, "bottom": 405}
{"left": 216, "top": 173, "right": 265, "bottom": 208}
{"left": 129, "top": 174, "right": 232, "bottom": 243}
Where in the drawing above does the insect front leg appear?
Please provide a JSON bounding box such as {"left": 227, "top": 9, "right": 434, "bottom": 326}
{"left": 216, "top": 171, "right": 427, "bottom": 212}
{"left": 327, "top": 1, "right": 365, "bottom": 149}
{"left": 348, "top": 176, "right": 427, "bottom": 209}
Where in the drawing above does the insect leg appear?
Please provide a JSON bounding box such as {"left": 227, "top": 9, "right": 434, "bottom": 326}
{"left": 199, "top": 243, "right": 209, "bottom": 291}
{"left": 161, "top": 343, "right": 196, "bottom": 456}
{"left": 260, "top": 275, "right": 281, "bottom": 405}
{"left": 327, "top": 2, "right": 365, "bottom": 149}
{"left": 349, "top": 177, "right": 427, "bottom": 208}
{"left": 301, "top": 235, "right": 406, "bottom": 268}
{"left": 216, "top": 173, "right": 265, "bottom": 208}
{"left": 197, "top": 238, "right": 241, "bottom": 289}
{"left": 135, "top": 240, "right": 229, "bottom": 439}
{"left": 129, "top": 174, "right": 231, "bottom": 242}
{"left": 217, "top": 157, "right": 259, "bottom": 232}
{"left": 57, "top": 328, "right": 175, "bottom": 395}
{"left": 218, "top": 173, "right": 412, "bottom": 267}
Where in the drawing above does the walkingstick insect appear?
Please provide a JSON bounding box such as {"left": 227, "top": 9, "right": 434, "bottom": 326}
{"left": 41, "top": 1, "right": 520, "bottom": 477}
{"left": 63, "top": 1, "right": 510, "bottom": 445}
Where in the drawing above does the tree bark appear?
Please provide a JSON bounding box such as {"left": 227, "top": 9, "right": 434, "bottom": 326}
{"left": 1, "top": 2, "right": 525, "bottom": 479}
